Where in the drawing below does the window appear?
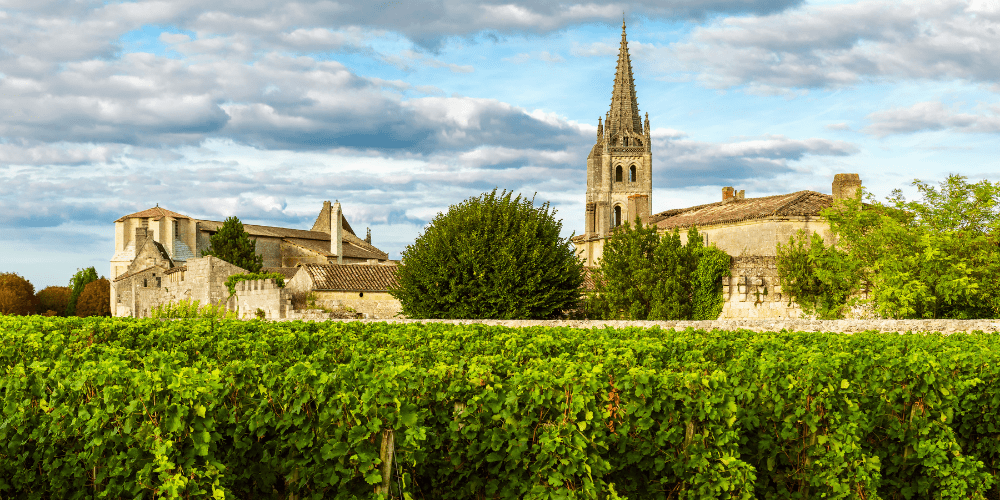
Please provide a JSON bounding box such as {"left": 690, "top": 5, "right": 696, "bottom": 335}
{"left": 614, "top": 205, "right": 622, "bottom": 227}
{"left": 615, "top": 165, "right": 623, "bottom": 182}
{"left": 156, "top": 277, "right": 161, "bottom": 287}
{"left": 629, "top": 165, "right": 636, "bottom": 182}
{"left": 143, "top": 278, "right": 147, "bottom": 287}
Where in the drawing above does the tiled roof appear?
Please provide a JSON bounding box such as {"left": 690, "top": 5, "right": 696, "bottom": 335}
{"left": 261, "top": 267, "right": 301, "bottom": 280}
{"left": 581, "top": 267, "right": 597, "bottom": 291}
{"left": 301, "top": 264, "right": 399, "bottom": 291}
{"left": 284, "top": 237, "right": 389, "bottom": 261}
{"left": 115, "top": 206, "right": 191, "bottom": 222}
{"left": 113, "top": 265, "right": 165, "bottom": 282}
{"left": 648, "top": 190, "right": 833, "bottom": 230}
{"left": 198, "top": 220, "right": 331, "bottom": 241}
{"left": 163, "top": 266, "right": 187, "bottom": 275}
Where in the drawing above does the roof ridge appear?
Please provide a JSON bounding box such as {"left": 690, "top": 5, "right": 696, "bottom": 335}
{"left": 769, "top": 191, "right": 812, "bottom": 217}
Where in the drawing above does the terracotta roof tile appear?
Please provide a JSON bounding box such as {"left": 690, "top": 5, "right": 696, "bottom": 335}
{"left": 647, "top": 190, "right": 832, "bottom": 230}
{"left": 302, "top": 264, "right": 398, "bottom": 291}
{"left": 115, "top": 206, "right": 191, "bottom": 222}
{"left": 113, "top": 265, "right": 165, "bottom": 282}
{"left": 163, "top": 265, "right": 187, "bottom": 275}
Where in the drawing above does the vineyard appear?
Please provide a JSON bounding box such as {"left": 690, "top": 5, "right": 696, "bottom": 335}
{"left": 3, "top": 317, "right": 1000, "bottom": 499}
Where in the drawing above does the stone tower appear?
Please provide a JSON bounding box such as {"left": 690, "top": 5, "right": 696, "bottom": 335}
{"left": 584, "top": 20, "right": 652, "bottom": 238}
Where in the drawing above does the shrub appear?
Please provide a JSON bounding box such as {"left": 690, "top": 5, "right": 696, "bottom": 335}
{"left": 200, "top": 216, "right": 263, "bottom": 273}
{"left": 35, "top": 286, "right": 71, "bottom": 316}
{"left": 0, "top": 273, "right": 36, "bottom": 315}
{"left": 391, "top": 189, "right": 583, "bottom": 319}
{"left": 75, "top": 278, "right": 110, "bottom": 317}
{"left": 590, "top": 219, "right": 730, "bottom": 320}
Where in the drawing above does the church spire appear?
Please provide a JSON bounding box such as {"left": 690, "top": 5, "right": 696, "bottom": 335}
{"left": 607, "top": 20, "right": 642, "bottom": 137}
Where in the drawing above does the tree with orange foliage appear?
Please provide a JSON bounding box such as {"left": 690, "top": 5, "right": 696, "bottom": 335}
{"left": 75, "top": 278, "right": 111, "bottom": 317}
{"left": 36, "top": 286, "right": 71, "bottom": 316}
{"left": 0, "top": 272, "right": 37, "bottom": 316}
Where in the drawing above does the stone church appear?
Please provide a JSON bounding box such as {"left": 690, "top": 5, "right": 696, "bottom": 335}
{"left": 572, "top": 22, "right": 863, "bottom": 319}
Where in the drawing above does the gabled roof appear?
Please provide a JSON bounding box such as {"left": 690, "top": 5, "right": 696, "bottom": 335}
{"left": 283, "top": 237, "right": 388, "bottom": 261}
{"left": 197, "top": 220, "right": 331, "bottom": 240}
{"left": 647, "top": 190, "right": 833, "bottom": 230}
{"left": 301, "top": 264, "right": 398, "bottom": 292}
{"left": 261, "top": 267, "right": 301, "bottom": 280}
{"left": 113, "top": 265, "right": 166, "bottom": 282}
{"left": 115, "top": 206, "right": 190, "bottom": 222}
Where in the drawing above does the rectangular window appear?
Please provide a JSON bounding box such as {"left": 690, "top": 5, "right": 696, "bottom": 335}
{"left": 156, "top": 277, "right": 161, "bottom": 287}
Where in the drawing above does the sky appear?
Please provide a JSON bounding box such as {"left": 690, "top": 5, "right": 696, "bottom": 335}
{"left": 3, "top": 0, "right": 1000, "bottom": 289}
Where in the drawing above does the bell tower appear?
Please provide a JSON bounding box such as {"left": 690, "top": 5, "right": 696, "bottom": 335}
{"left": 584, "top": 20, "right": 652, "bottom": 239}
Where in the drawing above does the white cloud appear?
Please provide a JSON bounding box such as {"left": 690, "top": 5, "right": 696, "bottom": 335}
{"left": 670, "top": 0, "right": 1000, "bottom": 91}
{"left": 864, "top": 101, "right": 1000, "bottom": 137}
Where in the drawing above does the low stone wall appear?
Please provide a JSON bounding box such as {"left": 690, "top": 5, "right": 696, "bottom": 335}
{"left": 233, "top": 279, "right": 291, "bottom": 320}
{"left": 720, "top": 256, "right": 802, "bottom": 319}
{"left": 273, "top": 317, "right": 1000, "bottom": 333}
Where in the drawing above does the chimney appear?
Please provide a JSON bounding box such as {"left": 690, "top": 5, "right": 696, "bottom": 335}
{"left": 331, "top": 201, "right": 343, "bottom": 265}
{"left": 832, "top": 173, "right": 862, "bottom": 203}
{"left": 722, "top": 187, "right": 735, "bottom": 202}
{"left": 628, "top": 194, "right": 650, "bottom": 222}
{"left": 135, "top": 226, "right": 148, "bottom": 246}
{"left": 737, "top": 190, "right": 745, "bottom": 200}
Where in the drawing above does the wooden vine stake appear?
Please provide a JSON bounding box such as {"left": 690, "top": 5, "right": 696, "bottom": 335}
{"left": 375, "top": 428, "right": 396, "bottom": 497}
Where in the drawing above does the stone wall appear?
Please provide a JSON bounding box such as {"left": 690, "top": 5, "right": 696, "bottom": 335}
{"left": 720, "top": 256, "right": 802, "bottom": 319}
{"left": 232, "top": 278, "right": 291, "bottom": 320}
{"left": 272, "top": 317, "right": 1000, "bottom": 334}
{"left": 311, "top": 290, "right": 402, "bottom": 319}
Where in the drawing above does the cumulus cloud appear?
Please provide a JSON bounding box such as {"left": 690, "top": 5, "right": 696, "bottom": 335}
{"left": 651, "top": 132, "right": 858, "bottom": 186}
{"left": 670, "top": 0, "right": 1000, "bottom": 91}
{"left": 864, "top": 101, "right": 1000, "bottom": 137}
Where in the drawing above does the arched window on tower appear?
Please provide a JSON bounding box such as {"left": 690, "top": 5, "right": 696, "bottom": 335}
{"left": 629, "top": 165, "right": 636, "bottom": 182}
{"left": 615, "top": 165, "right": 623, "bottom": 182}
{"left": 614, "top": 205, "right": 622, "bottom": 227}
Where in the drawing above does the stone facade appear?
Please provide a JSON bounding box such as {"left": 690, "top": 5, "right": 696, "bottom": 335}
{"left": 720, "top": 256, "right": 802, "bottom": 319}
{"left": 113, "top": 255, "right": 245, "bottom": 318}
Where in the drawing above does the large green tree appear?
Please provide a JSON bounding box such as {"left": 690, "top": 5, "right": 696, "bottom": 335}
{"left": 779, "top": 174, "right": 1000, "bottom": 319}
{"left": 200, "top": 216, "right": 263, "bottom": 273}
{"left": 390, "top": 189, "right": 583, "bottom": 319}
{"left": 66, "top": 267, "right": 98, "bottom": 316}
{"left": 589, "top": 218, "right": 730, "bottom": 320}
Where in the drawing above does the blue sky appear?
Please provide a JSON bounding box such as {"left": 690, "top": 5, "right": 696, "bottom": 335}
{"left": 2, "top": 0, "right": 999, "bottom": 289}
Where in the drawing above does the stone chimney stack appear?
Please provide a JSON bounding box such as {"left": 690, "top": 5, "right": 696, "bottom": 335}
{"left": 722, "top": 187, "right": 735, "bottom": 202}
{"left": 832, "top": 173, "right": 862, "bottom": 203}
{"left": 331, "top": 201, "right": 343, "bottom": 265}
{"left": 135, "top": 227, "right": 148, "bottom": 245}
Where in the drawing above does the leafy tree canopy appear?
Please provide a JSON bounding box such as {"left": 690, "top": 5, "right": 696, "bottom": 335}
{"left": 779, "top": 174, "right": 1000, "bottom": 319}
{"left": 0, "top": 272, "right": 36, "bottom": 316}
{"left": 76, "top": 278, "right": 111, "bottom": 317}
{"left": 200, "top": 216, "right": 263, "bottom": 273}
{"left": 391, "top": 189, "right": 583, "bottom": 319}
{"left": 589, "top": 218, "right": 730, "bottom": 320}
{"left": 36, "top": 286, "right": 71, "bottom": 316}
{"left": 66, "top": 267, "right": 98, "bottom": 316}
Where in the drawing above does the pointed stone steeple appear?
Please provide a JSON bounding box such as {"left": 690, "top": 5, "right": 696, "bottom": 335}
{"left": 607, "top": 20, "right": 642, "bottom": 138}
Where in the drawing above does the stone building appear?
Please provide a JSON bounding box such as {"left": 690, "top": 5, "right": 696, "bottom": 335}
{"left": 577, "top": 20, "right": 652, "bottom": 267}
{"left": 571, "top": 22, "right": 865, "bottom": 319}
{"left": 286, "top": 264, "right": 402, "bottom": 319}
{"left": 110, "top": 201, "right": 389, "bottom": 282}
{"left": 109, "top": 201, "right": 393, "bottom": 317}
